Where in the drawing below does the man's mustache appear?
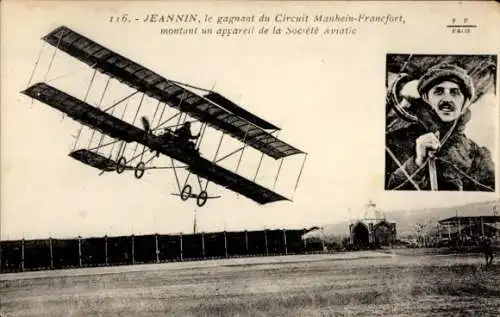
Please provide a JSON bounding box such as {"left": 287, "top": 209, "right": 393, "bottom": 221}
{"left": 438, "top": 101, "right": 456, "bottom": 110}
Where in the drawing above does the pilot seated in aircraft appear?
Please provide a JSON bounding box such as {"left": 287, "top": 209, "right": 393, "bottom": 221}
{"left": 173, "top": 121, "right": 200, "bottom": 151}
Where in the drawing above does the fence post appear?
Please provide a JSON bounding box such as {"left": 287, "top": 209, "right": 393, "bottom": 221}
{"left": 78, "top": 236, "right": 82, "bottom": 267}
{"left": 155, "top": 234, "right": 160, "bottom": 264}
{"left": 264, "top": 230, "right": 268, "bottom": 256}
{"left": 21, "top": 239, "right": 25, "bottom": 272}
{"left": 283, "top": 229, "right": 288, "bottom": 255}
{"left": 180, "top": 233, "right": 183, "bottom": 261}
{"left": 245, "top": 230, "right": 249, "bottom": 253}
{"left": 131, "top": 234, "right": 135, "bottom": 265}
{"left": 303, "top": 228, "right": 307, "bottom": 254}
{"left": 104, "top": 235, "right": 108, "bottom": 266}
{"left": 201, "top": 232, "right": 205, "bottom": 259}
{"left": 481, "top": 216, "right": 485, "bottom": 236}
{"left": 49, "top": 237, "right": 54, "bottom": 269}
{"left": 224, "top": 231, "right": 228, "bottom": 258}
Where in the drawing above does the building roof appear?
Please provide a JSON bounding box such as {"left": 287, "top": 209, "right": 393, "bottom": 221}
{"left": 438, "top": 215, "right": 500, "bottom": 225}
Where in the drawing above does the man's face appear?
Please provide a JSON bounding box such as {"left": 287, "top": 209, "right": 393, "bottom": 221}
{"left": 424, "top": 81, "right": 466, "bottom": 122}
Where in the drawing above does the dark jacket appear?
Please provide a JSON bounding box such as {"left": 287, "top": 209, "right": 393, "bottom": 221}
{"left": 385, "top": 97, "right": 495, "bottom": 191}
{"left": 175, "top": 125, "right": 197, "bottom": 142}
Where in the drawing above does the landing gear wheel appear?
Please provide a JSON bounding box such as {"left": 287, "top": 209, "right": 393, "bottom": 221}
{"left": 180, "top": 185, "right": 192, "bottom": 201}
{"left": 134, "top": 162, "right": 145, "bottom": 179}
{"left": 197, "top": 191, "right": 208, "bottom": 207}
{"left": 116, "top": 156, "right": 127, "bottom": 174}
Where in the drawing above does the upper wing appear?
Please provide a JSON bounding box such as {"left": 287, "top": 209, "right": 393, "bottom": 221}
{"left": 203, "top": 92, "right": 279, "bottom": 130}
{"left": 22, "top": 83, "right": 288, "bottom": 204}
{"left": 40, "top": 25, "right": 304, "bottom": 160}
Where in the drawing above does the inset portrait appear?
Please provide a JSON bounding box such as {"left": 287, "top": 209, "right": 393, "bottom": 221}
{"left": 385, "top": 54, "right": 497, "bottom": 192}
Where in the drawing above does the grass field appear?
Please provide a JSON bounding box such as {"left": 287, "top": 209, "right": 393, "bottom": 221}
{"left": 1, "top": 251, "right": 499, "bottom": 317}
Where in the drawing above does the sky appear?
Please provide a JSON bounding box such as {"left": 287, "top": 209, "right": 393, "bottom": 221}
{"left": 1, "top": 1, "right": 499, "bottom": 240}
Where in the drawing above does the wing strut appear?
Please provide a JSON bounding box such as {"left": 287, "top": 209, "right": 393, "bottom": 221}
{"left": 114, "top": 96, "right": 133, "bottom": 161}
{"left": 204, "top": 131, "right": 225, "bottom": 192}
{"left": 88, "top": 139, "right": 121, "bottom": 152}
{"left": 197, "top": 174, "right": 204, "bottom": 192}
{"left": 128, "top": 146, "right": 151, "bottom": 163}
{"left": 96, "top": 90, "right": 129, "bottom": 155}
{"left": 174, "top": 93, "right": 188, "bottom": 130}
{"left": 102, "top": 90, "right": 140, "bottom": 113}
{"left": 195, "top": 122, "right": 207, "bottom": 150}
{"left": 150, "top": 89, "right": 188, "bottom": 132}
{"left": 144, "top": 154, "right": 157, "bottom": 165}
{"left": 212, "top": 131, "right": 225, "bottom": 162}
{"left": 253, "top": 152, "right": 265, "bottom": 182}
{"left": 73, "top": 68, "right": 97, "bottom": 150}
{"left": 192, "top": 122, "right": 209, "bottom": 192}
{"left": 137, "top": 103, "right": 165, "bottom": 167}
{"left": 87, "top": 77, "right": 111, "bottom": 148}
{"left": 253, "top": 130, "right": 279, "bottom": 182}
{"left": 183, "top": 122, "right": 208, "bottom": 190}
{"left": 96, "top": 90, "right": 141, "bottom": 162}
{"left": 152, "top": 112, "right": 180, "bottom": 131}
{"left": 26, "top": 41, "right": 46, "bottom": 89}
{"left": 123, "top": 92, "right": 151, "bottom": 165}
{"left": 235, "top": 130, "right": 249, "bottom": 175}
{"left": 142, "top": 100, "right": 162, "bottom": 170}
{"left": 273, "top": 158, "right": 284, "bottom": 190}
{"left": 214, "top": 147, "right": 245, "bottom": 164}
{"left": 155, "top": 102, "right": 168, "bottom": 128}
{"left": 44, "top": 30, "right": 63, "bottom": 82}
{"left": 292, "top": 153, "right": 308, "bottom": 199}
{"left": 152, "top": 102, "right": 167, "bottom": 130}
{"left": 171, "top": 158, "right": 182, "bottom": 193}
{"left": 234, "top": 131, "right": 249, "bottom": 199}
{"left": 129, "top": 93, "right": 146, "bottom": 157}
{"left": 149, "top": 101, "right": 162, "bottom": 128}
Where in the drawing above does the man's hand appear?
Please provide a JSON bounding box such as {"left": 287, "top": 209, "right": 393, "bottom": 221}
{"left": 415, "top": 131, "right": 440, "bottom": 166}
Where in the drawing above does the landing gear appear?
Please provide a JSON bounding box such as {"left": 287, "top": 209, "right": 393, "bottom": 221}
{"left": 180, "top": 184, "right": 192, "bottom": 201}
{"left": 176, "top": 186, "right": 213, "bottom": 207}
{"left": 116, "top": 156, "right": 127, "bottom": 174}
{"left": 134, "top": 161, "right": 145, "bottom": 179}
{"left": 115, "top": 157, "right": 146, "bottom": 179}
{"left": 197, "top": 190, "right": 208, "bottom": 207}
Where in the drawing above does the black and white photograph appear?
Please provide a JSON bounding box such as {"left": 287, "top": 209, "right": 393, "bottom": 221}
{"left": 385, "top": 54, "right": 497, "bottom": 192}
{"left": 1, "top": 1, "right": 500, "bottom": 317}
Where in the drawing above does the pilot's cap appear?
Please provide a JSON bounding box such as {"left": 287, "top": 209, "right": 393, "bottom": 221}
{"left": 417, "top": 63, "right": 475, "bottom": 101}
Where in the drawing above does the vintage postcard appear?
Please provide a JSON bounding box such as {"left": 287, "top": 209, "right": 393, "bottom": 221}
{"left": 1, "top": 1, "right": 499, "bottom": 316}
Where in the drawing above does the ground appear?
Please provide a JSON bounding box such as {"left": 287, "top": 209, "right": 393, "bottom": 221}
{"left": 1, "top": 250, "right": 499, "bottom": 317}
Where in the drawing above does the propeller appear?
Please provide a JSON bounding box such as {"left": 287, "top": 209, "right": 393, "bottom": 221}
{"left": 141, "top": 116, "right": 152, "bottom": 134}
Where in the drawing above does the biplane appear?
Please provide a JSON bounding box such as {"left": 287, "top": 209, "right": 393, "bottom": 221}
{"left": 21, "top": 26, "right": 307, "bottom": 207}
